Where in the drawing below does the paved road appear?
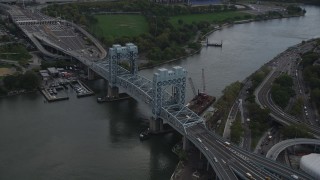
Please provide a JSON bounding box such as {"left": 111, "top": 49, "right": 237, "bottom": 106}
{"left": 255, "top": 41, "right": 320, "bottom": 136}
{"left": 188, "top": 125, "right": 312, "bottom": 180}
{"left": 266, "top": 138, "right": 320, "bottom": 160}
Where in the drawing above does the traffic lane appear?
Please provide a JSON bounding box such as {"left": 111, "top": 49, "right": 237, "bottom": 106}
{"left": 198, "top": 132, "right": 272, "bottom": 180}
{"left": 234, "top": 145, "right": 313, "bottom": 180}
{"left": 188, "top": 128, "right": 236, "bottom": 180}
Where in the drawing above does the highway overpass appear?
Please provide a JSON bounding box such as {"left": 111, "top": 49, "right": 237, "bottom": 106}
{"left": 266, "top": 138, "right": 320, "bottom": 160}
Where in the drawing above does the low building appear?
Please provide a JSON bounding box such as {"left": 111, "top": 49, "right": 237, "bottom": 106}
{"left": 47, "top": 67, "right": 58, "bottom": 77}
{"left": 300, "top": 153, "right": 320, "bottom": 179}
{"left": 40, "top": 72, "right": 50, "bottom": 80}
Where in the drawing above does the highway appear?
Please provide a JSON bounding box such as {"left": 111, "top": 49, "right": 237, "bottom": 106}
{"left": 255, "top": 41, "right": 320, "bottom": 136}
{"left": 188, "top": 125, "right": 313, "bottom": 180}
{"left": 266, "top": 138, "right": 320, "bottom": 160}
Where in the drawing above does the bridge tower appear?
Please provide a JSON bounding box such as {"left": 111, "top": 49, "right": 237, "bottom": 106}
{"left": 150, "top": 66, "right": 187, "bottom": 132}
{"left": 108, "top": 43, "right": 138, "bottom": 97}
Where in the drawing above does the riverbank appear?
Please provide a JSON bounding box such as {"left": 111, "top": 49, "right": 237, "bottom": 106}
{"left": 170, "top": 35, "right": 319, "bottom": 180}
{"left": 140, "top": 10, "right": 305, "bottom": 70}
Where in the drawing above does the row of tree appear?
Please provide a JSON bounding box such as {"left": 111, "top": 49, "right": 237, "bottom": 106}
{"left": 0, "top": 71, "right": 40, "bottom": 94}
{"left": 0, "top": 44, "right": 32, "bottom": 62}
{"left": 271, "top": 74, "right": 295, "bottom": 108}
{"left": 301, "top": 51, "right": 320, "bottom": 114}
{"left": 210, "top": 81, "right": 243, "bottom": 135}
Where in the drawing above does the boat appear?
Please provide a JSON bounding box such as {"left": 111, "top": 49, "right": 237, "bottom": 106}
{"left": 139, "top": 128, "right": 150, "bottom": 141}
{"left": 206, "top": 38, "right": 222, "bottom": 47}
{"left": 52, "top": 88, "right": 57, "bottom": 94}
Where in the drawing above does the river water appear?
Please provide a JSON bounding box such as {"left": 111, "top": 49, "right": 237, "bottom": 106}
{"left": 0, "top": 5, "right": 319, "bottom": 180}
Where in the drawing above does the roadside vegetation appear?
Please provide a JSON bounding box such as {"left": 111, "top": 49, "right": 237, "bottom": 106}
{"left": 230, "top": 113, "right": 244, "bottom": 144}
{"left": 281, "top": 124, "right": 313, "bottom": 139}
{"left": 289, "top": 97, "right": 304, "bottom": 116}
{"left": 244, "top": 66, "right": 272, "bottom": 148}
{"left": 271, "top": 74, "right": 295, "bottom": 109}
{"left": 245, "top": 67, "right": 270, "bottom": 103}
{"left": 248, "top": 102, "right": 270, "bottom": 148}
{"left": 208, "top": 81, "right": 243, "bottom": 135}
{"left": 0, "top": 34, "right": 11, "bottom": 43}
{"left": 301, "top": 51, "right": 320, "bottom": 114}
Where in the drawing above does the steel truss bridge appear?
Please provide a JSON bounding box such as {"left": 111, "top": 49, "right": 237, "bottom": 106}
{"left": 4, "top": 4, "right": 314, "bottom": 179}
{"left": 41, "top": 43, "right": 314, "bottom": 180}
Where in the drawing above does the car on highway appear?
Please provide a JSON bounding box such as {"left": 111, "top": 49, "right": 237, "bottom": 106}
{"left": 291, "top": 174, "right": 299, "bottom": 179}
{"left": 196, "top": 138, "right": 202, "bottom": 143}
{"left": 246, "top": 172, "right": 254, "bottom": 180}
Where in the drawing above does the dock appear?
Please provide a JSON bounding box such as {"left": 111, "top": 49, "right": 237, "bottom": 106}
{"left": 70, "top": 80, "right": 94, "bottom": 98}
{"left": 40, "top": 88, "right": 69, "bottom": 102}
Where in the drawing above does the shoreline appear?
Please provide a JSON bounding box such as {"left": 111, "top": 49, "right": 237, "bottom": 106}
{"left": 139, "top": 13, "right": 305, "bottom": 70}
{"left": 169, "top": 25, "right": 316, "bottom": 180}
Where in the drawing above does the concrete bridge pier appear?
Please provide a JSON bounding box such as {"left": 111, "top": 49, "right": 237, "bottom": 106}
{"left": 87, "top": 68, "right": 95, "bottom": 80}
{"left": 206, "top": 161, "right": 210, "bottom": 171}
{"left": 182, "top": 136, "right": 190, "bottom": 150}
{"left": 104, "top": 79, "right": 109, "bottom": 94}
{"left": 149, "top": 117, "right": 163, "bottom": 133}
{"left": 108, "top": 86, "right": 119, "bottom": 98}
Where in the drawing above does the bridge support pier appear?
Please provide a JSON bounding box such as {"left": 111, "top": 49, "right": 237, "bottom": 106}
{"left": 149, "top": 117, "right": 163, "bottom": 133}
{"left": 182, "top": 136, "right": 190, "bottom": 150}
{"left": 108, "top": 86, "right": 119, "bottom": 98}
{"left": 87, "top": 68, "right": 95, "bottom": 80}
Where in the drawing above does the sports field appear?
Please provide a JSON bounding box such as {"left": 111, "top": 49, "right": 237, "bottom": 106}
{"left": 91, "top": 14, "right": 149, "bottom": 38}
{"left": 169, "top": 11, "right": 250, "bottom": 27}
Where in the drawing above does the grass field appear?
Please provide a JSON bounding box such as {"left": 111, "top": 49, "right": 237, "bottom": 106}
{"left": 91, "top": 14, "right": 149, "bottom": 38}
{"left": 169, "top": 11, "right": 251, "bottom": 27}
{"left": 0, "top": 68, "right": 15, "bottom": 76}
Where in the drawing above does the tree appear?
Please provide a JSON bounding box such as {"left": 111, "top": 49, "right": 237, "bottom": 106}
{"left": 271, "top": 74, "right": 295, "bottom": 108}
{"left": 3, "top": 75, "right": 19, "bottom": 90}
{"left": 281, "top": 124, "right": 313, "bottom": 139}
{"left": 230, "top": 118, "right": 243, "bottom": 144}
{"left": 290, "top": 97, "right": 303, "bottom": 116}
{"left": 20, "top": 71, "right": 40, "bottom": 90}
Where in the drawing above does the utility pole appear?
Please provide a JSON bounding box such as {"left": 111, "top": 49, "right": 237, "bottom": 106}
{"left": 202, "top": 68, "right": 206, "bottom": 93}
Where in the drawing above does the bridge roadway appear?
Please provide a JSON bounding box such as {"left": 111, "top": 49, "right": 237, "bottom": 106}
{"left": 255, "top": 43, "right": 320, "bottom": 137}
{"left": 266, "top": 138, "right": 320, "bottom": 160}
{"left": 188, "top": 125, "right": 313, "bottom": 180}
{"left": 6, "top": 6, "right": 314, "bottom": 179}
